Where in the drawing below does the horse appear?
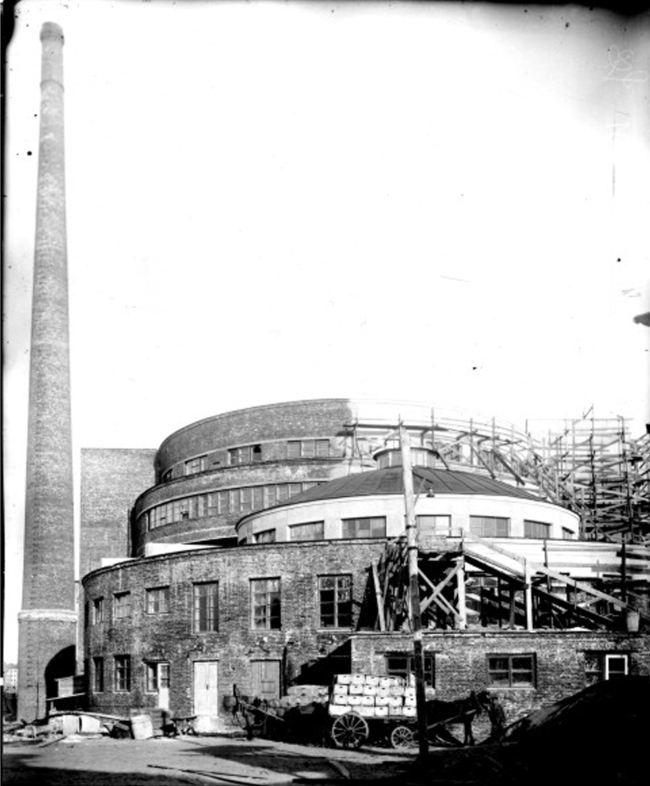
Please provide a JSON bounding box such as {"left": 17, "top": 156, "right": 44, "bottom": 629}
{"left": 425, "top": 690, "right": 491, "bottom": 746}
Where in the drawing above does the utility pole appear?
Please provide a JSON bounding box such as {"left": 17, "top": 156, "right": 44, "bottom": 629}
{"left": 399, "top": 423, "right": 429, "bottom": 762}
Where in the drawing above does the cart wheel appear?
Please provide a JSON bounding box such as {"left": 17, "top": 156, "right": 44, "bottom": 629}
{"left": 390, "top": 725, "right": 417, "bottom": 749}
{"left": 331, "top": 712, "right": 369, "bottom": 749}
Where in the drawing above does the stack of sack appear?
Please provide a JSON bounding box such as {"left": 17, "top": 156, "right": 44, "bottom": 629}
{"left": 329, "top": 674, "right": 416, "bottom": 718}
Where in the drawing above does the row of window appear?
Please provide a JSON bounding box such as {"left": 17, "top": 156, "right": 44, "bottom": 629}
{"left": 144, "top": 481, "right": 321, "bottom": 530}
{"left": 89, "top": 576, "right": 353, "bottom": 632}
{"left": 244, "top": 516, "right": 570, "bottom": 543}
{"left": 164, "top": 440, "right": 334, "bottom": 481}
{"left": 92, "top": 656, "right": 169, "bottom": 694}
{"left": 91, "top": 651, "right": 630, "bottom": 695}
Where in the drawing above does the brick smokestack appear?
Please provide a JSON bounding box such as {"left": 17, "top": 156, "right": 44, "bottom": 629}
{"left": 18, "top": 21, "right": 77, "bottom": 722}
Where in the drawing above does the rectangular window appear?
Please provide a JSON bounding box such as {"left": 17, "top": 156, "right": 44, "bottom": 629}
{"left": 417, "top": 515, "right": 452, "bottom": 536}
{"left": 342, "top": 517, "right": 387, "bottom": 539}
{"left": 470, "top": 516, "right": 511, "bottom": 538}
{"left": 93, "top": 657, "right": 104, "bottom": 693}
{"left": 251, "top": 578, "right": 281, "bottom": 630}
{"left": 524, "top": 520, "right": 551, "bottom": 539}
{"left": 146, "top": 586, "right": 170, "bottom": 614}
{"left": 386, "top": 653, "right": 435, "bottom": 688}
{"left": 287, "top": 440, "right": 330, "bottom": 459}
{"left": 487, "top": 654, "right": 536, "bottom": 687}
{"left": 253, "top": 529, "right": 276, "bottom": 544}
{"left": 319, "top": 575, "right": 352, "bottom": 628}
{"left": 146, "top": 662, "right": 170, "bottom": 692}
{"left": 92, "top": 597, "right": 104, "bottom": 624}
{"left": 184, "top": 455, "right": 207, "bottom": 475}
{"left": 229, "top": 445, "right": 262, "bottom": 465}
{"left": 193, "top": 582, "right": 219, "bottom": 632}
{"left": 290, "top": 521, "right": 325, "bottom": 541}
{"left": 562, "top": 527, "right": 573, "bottom": 540}
{"left": 114, "top": 655, "right": 131, "bottom": 692}
{"left": 605, "top": 654, "right": 629, "bottom": 680}
{"left": 113, "top": 592, "right": 131, "bottom": 619}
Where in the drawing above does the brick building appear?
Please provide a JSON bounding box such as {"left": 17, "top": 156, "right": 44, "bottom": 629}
{"left": 80, "top": 399, "right": 650, "bottom": 735}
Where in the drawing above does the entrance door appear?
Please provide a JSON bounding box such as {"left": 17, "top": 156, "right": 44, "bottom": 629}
{"left": 251, "top": 660, "right": 281, "bottom": 701}
{"left": 193, "top": 661, "right": 218, "bottom": 716}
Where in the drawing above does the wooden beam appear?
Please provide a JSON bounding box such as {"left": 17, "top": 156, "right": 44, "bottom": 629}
{"left": 372, "top": 562, "right": 386, "bottom": 632}
{"left": 456, "top": 558, "right": 467, "bottom": 630}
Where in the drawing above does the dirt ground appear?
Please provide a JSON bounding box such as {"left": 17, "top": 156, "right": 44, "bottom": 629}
{"left": 2, "top": 733, "right": 420, "bottom": 786}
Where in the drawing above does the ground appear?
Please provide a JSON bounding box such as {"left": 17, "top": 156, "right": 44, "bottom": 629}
{"left": 2, "top": 733, "right": 419, "bottom": 786}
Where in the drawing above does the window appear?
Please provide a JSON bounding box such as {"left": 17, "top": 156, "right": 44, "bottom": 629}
{"left": 229, "top": 445, "right": 262, "bottom": 466}
{"left": 417, "top": 515, "right": 452, "bottom": 536}
{"left": 251, "top": 578, "right": 281, "bottom": 630}
{"left": 193, "top": 582, "right": 219, "bottom": 632}
{"left": 584, "top": 652, "right": 629, "bottom": 685}
{"left": 562, "top": 527, "right": 573, "bottom": 540}
{"left": 319, "top": 575, "right": 352, "bottom": 628}
{"left": 253, "top": 529, "right": 276, "bottom": 544}
{"left": 524, "top": 520, "right": 551, "bottom": 539}
{"left": 342, "top": 517, "right": 386, "bottom": 539}
{"left": 146, "top": 586, "right": 170, "bottom": 614}
{"left": 487, "top": 654, "right": 535, "bottom": 687}
{"left": 92, "top": 597, "right": 104, "bottom": 624}
{"left": 93, "top": 657, "right": 104, "bottom": 693}
{"left": 287, "top": 439, "right": 330, "bottom": 459}
{"left": 184, "top": 455, "right": 207, "bottom": 475}
{"left": 113, "top": 592, "right": 131, "bottom": 619}
{"left": 470, "top": 516, "right": 510, "bottom": 537}
{"left": 386, "top": 653, "right": 435, "bottom": 688}
{"left": 290, "top": 521, "right": 324, "bottom": 541}
{"left": 145, "top": 662, "right": 170, "bottom": 693}
{"left": 162, "top": 469, "right": 173, "bottom": 482}
{"left": 114, "top": 655, "right": 131, "bottom": 692}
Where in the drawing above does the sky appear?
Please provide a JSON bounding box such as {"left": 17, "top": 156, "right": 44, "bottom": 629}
{"left": 3, "top": 0, "right": 650, "bottom": 663}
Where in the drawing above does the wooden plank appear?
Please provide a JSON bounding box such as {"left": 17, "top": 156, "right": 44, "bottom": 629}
{"left": 372, "top": 561, "right": 386, "bottom": 632}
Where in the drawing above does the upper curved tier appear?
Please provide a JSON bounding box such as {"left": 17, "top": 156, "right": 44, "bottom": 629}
{"left": 132, "top": 399, "right": 543, "bottom": 554}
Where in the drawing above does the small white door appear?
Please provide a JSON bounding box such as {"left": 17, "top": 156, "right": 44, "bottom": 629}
{"left": 251, "top": 660, "right": 281, "bottom": 700}
{"left": 193, "top": 661, "right": 219, "bottom": 716}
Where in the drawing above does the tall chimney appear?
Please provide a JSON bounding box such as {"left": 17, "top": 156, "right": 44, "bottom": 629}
{"left": 18, "top": 21, "right": 77, "bottom": 722}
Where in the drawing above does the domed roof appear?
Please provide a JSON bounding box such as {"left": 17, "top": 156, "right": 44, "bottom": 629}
{"left": 274, "top": 466, "right": 541, "bottom": 508}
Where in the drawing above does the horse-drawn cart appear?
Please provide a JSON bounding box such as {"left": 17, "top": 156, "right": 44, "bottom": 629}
{"left": 328, "top": 674, "right": 491, "bottom": 750}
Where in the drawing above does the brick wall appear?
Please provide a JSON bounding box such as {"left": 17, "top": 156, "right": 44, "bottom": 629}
{"left": 83, "top": 540, "right": 385, "bottom": 717}
{"left": 80, "top": 448, "right": 156, "bottom": 575}
{"left": 350, "top": 630, "right": 650, "bottom": 738}
{"left": 155, "top": 399, "right": 356, "bottom": 476}
{"left": 83, "top": 539, "right": 650, "bottom": 733}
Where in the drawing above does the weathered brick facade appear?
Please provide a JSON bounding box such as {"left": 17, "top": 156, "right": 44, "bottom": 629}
{"left": 83, "top": 541, "right": 650, "bottom": 732}
{"left": 80, "top": 448, "right": 157, "bottom": 576}
{"left": 83, "top": 540, "right": 385, "bottom": 719}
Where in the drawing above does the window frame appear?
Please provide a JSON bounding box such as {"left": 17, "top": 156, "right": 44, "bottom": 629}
{"left": 146, "top": 586, "right": 170, "bottom": 615}
{"left": 253, "top": 529, "right": 276, "bottom": 544}
{"left": 93, "top": 657, "right": 104, "bottom": 693}
{"left": 113, "top": 591, "right": 131, "bottom": 620}
{"left": 145, "top": 661, "right": 170, "bottom": 693}
{"left": 193, "top": 581, "right": 219, "bottom": 633}
{"left": 469, "top": 516, "right": 511, "bottom": 538}
{"left": 341, "top": 516, "right": 387, "bottom": 539}
{"left": 289, "top": 521, "right": 325, "bottom": 542}
{"left": 487, "top": 654, "right": 536, "bottom": 688}
{"left": 523, "top": 520, "right": 551, "bottom": 539}
{"left": 318, "top": 574, "right": 353, "bottom": 629}
{"left": 385, "top": 652, "right": 436, "bottom": 688}
{"left": 417, "top": 515, "right": 452, "bottom": 536}
{"left": 92, "top": 597, "right": 104, "bottom": 625}
{"left": 114, "top": 655, "right": 131, "bottom": 692}
{"left": 251, "top": 578, "right": 281, "bottom": 631}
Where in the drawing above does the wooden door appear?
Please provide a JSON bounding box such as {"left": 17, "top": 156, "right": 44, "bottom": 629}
{"left": 251, "top": 660, "right": 281, "bottom": 700}
{"left": 193, "top": 661, "right": 218, "bottom": 716}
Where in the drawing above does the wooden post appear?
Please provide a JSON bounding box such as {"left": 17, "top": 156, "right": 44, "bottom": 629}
{"left": 399, "top": 422, "right": 429, "bottom": 762}
{"left": 372, "top": 562, "right": 386, "bottom": 632}
{"left": 456, "top": 558, "right": 467, "bottom": 630}
{"left": 524, "top": 560, "right": 533, "bottom": 631}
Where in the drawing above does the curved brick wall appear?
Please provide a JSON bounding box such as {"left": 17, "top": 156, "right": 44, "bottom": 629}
{"left": 83, "top": 540, "right": 385, "bottom": 719}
